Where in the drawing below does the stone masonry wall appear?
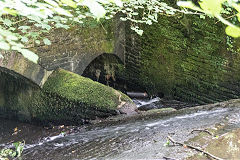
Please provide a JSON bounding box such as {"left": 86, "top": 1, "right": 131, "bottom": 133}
{"left": 124, "top": 14, "right": 240, "bottom": 104}
{"left": 32, "top": 18, "right": 125, "bottom": 75}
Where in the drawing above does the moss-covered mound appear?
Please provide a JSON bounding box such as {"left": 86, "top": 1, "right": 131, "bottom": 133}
{"left": 0, "top": 69, "right": 133, "bottom": 125}
{"left": 43, "top": 69, "right": 131, "bottom": 109}
{"left": 123, "top": 13, "right": 240, "bottom": 104}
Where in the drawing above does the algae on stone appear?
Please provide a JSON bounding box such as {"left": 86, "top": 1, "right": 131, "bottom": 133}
{"left": 124, "top": 13, "right": 240, "bottom": 104}
{"left": 0, "top": 69, "right": 133, "bottom": 124}
{"left": 43, "top": 69, "right": 131, "bottom": 109}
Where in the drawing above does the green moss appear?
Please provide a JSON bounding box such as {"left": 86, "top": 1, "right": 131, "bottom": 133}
{"left": 75, "top": 19, "right": 115, "bottom": 53}
{"left": 101, "top": 40, "right": 114, "bottom": 53}
{"left": 137, "top": 15, "right": 188, "bottom": 95}
{"left": 0, "top": 91, "right": 5, "bottom": 107}
{"left": 43, "top": 69, "right": 131, "bottom": 109}
{"left": 145, "top": 108, "right": 176, "bottom": 115}
{"left": 29, "top": 68, "right": 132, "bottom": 123}
{"left": 125, "top": 13, "right": 238, "bottom": 103}
{"left": 0, "top": 69, "right": 132, "bottom": 124}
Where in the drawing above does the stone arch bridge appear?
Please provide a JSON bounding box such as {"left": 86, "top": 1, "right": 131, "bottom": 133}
{"left": 0, "top": 20, "right": 125, "bottom": 87}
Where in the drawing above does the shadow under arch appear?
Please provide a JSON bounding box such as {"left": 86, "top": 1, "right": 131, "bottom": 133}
{"left": 81, "top": 53, "right": 124, "bottom": 87}
{"left": 0, "top": 68, "right": 40, "bottom": 120}
{"left": 0, "top": 66, "right": 40, "bottom": 89}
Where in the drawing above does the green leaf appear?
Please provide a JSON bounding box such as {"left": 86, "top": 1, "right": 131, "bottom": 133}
{"left": 199, "top": 0, "right": 226, "bottom": 16}
{"left": 44, "top": 0, "right": 59, "bottom": 7}
{"left": 9, "top": 42, "right": 24, "bottom": 48}
{"left": 41, "top": 23, "right": 51, "bottom": 30}
{"left": 3, "top": 8, "right": 18, "bottom": 16}
{"left": 200, "top": 15, "right": 206, "bottom": 19}
{"left": 177, "top": 1, "right": 203, "bottom": 12}
{"left": 225, "top": 26, "right": 240, "bottom": 38}
{"left": 136, "top": 29, "right": 143, "bottom": 36}
{"left": 3, "top": 19, "right": 12, "bottom": 27}
{"left": 35, "top": 40, "right": 40, "bottom": 44}
{"left": 0, "top": 41, "right": 10, "bottom": 50}
{"left": 8, "top": 27, "right": 16, "bottom": 31}
{"left": 112, "top": 0, "right": 123, "bottom": 7}
{"left": 13, "top": 142, "right": 19, "bottom": 149}
{"left": 18, "top": 26, "right": 31, "bottom": 30}
{"left": 131, "top": 26, "right": 143, "bottom": 36}
{"left": 236, "top": 13, "right": 240, "bottom": 23}
{"left": 61, "top": 0, "right": 77, "bottom": 8}
{"left": 120, "top": 17, "right": 127, "bottom": 21}
{"left": 43, "top": 38, "right": 51, "bottom": 45}
{"left": 232, "top": 3, "right": 240, "bottom": 13}
{"left": 55, "top": 23, "right": 70, "bottom": 29}
{"left": 19, "top": 49, "right": 39, "bottom": 63}
{"left": 132, "top": 12, "right": 138, "bottom": 16}
{"left": 54, "top": 7, "right": 73, "bottom": 17}
{"left": 177, "top": 1, "right": 196, "bottom": 8}
{"left": 21, "top": 37, "right": 29, "bottom": 43}
{"left": 28, "top": 15, "right": 42, "bottom": 23}
{"left": 82, "top": 0, "right": 106, "bottom": 19}
{"left": 6, "top": 35, "right": 18, "bottom": 41}
{"left": 28, "top": 32, "right": 39, "bottom": 39}
{"left": 146, "top": 20, "right": 152, "bottom": 25}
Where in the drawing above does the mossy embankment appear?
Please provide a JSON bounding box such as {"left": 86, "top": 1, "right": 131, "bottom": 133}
{"left": 43, "top": 69, "right": 131, "bottom": 110}
{"left": 0, "top": 69, "right": 133, "bottom": 125}
{"left": 122, "top": 13, "right": 240, "bottom": 104}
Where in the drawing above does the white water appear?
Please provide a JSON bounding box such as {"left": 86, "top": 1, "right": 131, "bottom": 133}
{"left": 2, "top": 100, "right": 240, "bottom": 160}
{"left": 133, "top": 97, "right": 161, "bottom": 107}
{"left": 23, "top": 108, "right": 229, "bottom": 152}
{"left": 145, "top": 108, "right": 228, "bottom": 127}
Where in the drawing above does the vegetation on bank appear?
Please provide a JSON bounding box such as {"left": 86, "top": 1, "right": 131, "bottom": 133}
{"left": 0, "top": 69, "right": 132, "bottom": 124}
{"left": 119, "top": 10, "right": 240, "bottom": 104}
{"left": 0, "top": 141, "right": 24, "bottom": 160}
{"left": 1, "top": 0, "right": 240, "bottom": 64}
{"left": 43, "top": 69, "right": 131, "bottom": 109}
{"left": 139, "top": 14, "right": 229, "bottom": 102}
{"left": 1, "top": 1, "right": 240, "bottom": 159}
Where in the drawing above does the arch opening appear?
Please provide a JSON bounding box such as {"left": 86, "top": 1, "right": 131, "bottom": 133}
{"left": 82, "top": 53, "right": 125, "bottom": 90}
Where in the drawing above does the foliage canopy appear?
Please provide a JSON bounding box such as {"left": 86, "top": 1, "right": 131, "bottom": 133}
{"left": 1, "top": 0, "right": 240, "bottom": 63}
{"left": 178, "top": 0, "right": 240, "bottom": 38}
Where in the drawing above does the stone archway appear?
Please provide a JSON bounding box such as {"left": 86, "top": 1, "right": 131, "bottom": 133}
{"left": 0, "top": 51, "right": 52, "bottom": 87}
{"left": 81, "top": 53, "right": 124, "bottom": 87}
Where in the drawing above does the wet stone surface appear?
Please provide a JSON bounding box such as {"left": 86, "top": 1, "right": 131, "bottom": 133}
{"left": 1, "top": 99, "right": 240, "bottom": 160}
{"left": 135, "top": 97, "right": 197, "bottom": 111}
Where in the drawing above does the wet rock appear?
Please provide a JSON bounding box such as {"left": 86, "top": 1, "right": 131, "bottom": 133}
{"left": 188, "top": 129, "right": 240, "bottom": 160}
{"left": 0, "top": 69, "right": 133, "bottom": 125}
{"left": 143, "top": 108, "right": 176, "bottom": 116}
{"left": 138, "top": 102, "right": 163, "bottom": 111}
{"left": 205, "top": 129, "right": 240, "bottom": 160}
{"left": 137, "top": 98, "right": 196, "bottom": 111}
{"left": 117, "top": 102, "right": 138, "bottom": 115}
{"left": 126, "top": 92, "right": 148, "bottom": 98}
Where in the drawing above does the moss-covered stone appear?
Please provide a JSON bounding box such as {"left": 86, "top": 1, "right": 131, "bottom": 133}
{"left": 35, "top": 18, "right": 117, "bottom": 75}
{"left": 43, "top": 69, "right": 131, "bottom": 109}
{"left": 124, "top": 12, "right": 240, "bottom": 104}
{"left": 0, "top": 69, "right": 133, "bottom": 124}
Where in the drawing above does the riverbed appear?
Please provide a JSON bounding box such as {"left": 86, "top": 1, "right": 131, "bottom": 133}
{"left": 1, "top": 99, "right": 240, "bottom": 160}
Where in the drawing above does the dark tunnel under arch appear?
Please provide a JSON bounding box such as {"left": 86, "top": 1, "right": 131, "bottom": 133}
{"left": 81, "top": 53, "right": 124, "bottom": 87}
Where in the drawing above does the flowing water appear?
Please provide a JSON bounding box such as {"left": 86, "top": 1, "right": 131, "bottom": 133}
{"left": 133, "top": 97, "right": 161, "bottom": 107}
{"left": 1, "top": 99, "right": 240, "bottom": 160}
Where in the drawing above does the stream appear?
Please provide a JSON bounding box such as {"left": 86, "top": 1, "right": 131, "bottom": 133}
{"left": 1, "top": 99, "right": 240, "bottom": 160}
